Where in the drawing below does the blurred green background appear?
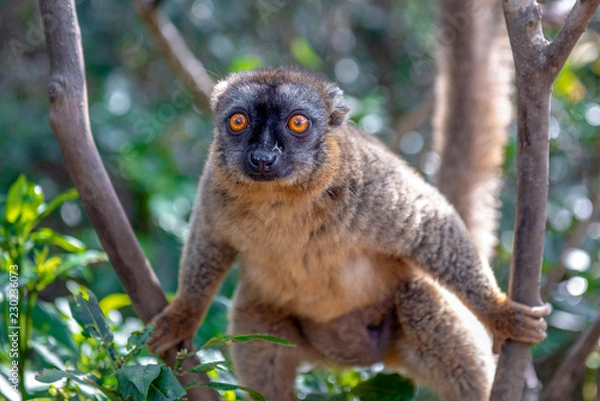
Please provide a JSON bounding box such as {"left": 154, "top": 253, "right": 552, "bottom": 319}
{"left": 1, "top": 0, "right": 600, "bottom": 399}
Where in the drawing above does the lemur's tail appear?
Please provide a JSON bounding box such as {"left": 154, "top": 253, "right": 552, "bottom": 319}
{"left": 433, "top": 0, "right": 513, "bottom": 262}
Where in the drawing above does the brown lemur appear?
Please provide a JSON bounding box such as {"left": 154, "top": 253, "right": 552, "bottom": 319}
{"left": 148, "top": 7, "right": 550, "bottom": 401}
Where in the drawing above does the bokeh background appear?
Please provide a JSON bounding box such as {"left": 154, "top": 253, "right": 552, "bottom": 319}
{"left": 1, "top": 0, "right": 600, "bottom": 399}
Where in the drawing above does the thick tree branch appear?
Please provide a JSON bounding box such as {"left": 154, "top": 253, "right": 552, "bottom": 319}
{"left": 542, "top": 315, "right": 600, "bottom": 401}
{"left": 39, "top": 0, "right": 164, "bottom": 329}
{"left": 38, "top": 1, "right": 217, "bottom": 399}
{"left": 491, "top": 1, "right": 600, "bottom": 400}
{"left": 134, "top": 0, "right": 214, "bottom": 112}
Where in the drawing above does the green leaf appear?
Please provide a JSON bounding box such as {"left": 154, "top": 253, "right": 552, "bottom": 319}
{"left": 186, "top": 360, "right": 229, "bottom": 374}
{"left": 118, "top": 369, "right": 143, "bottom": 401}
{"left": 33, "top": 301, "right": 78, "bottom": 352}
{"left": 147, "top": 366, "right": 187, "bottom": 401}
{"left": 69, "top": 290, "right": 116, "bottom": 360}
{"left": 350, "top": 373, "right": 414, "bottom": 401}
{"left": 32, "top": 251, "right": 106, "bottom": 293}
{"left": 200, "top": 382, "right": 268, "bottom": 401}
{"left": 31, "top": 341, "right": 66, "bottom": 370}
{"left": 36, "top": 368, "right": 119, "bottom": 398}
{"left": 70, "top": 290, "right": 112, "bottom": 340}
{"left": 117, "top": 365, "right": 162, "bottom": 400}
{"left": 35, "top": 368, "right": 90, "bottom": 384}
{"left": 31, "top": 227, "right": 86, "bottom": 253}
{"left": 99, "top": 292, "right": 131, "bottom": 315}
{"left": 34, "top": 188, "right": 79, "bottom": 224}
{"left": 200, "top": 333, "right": 295, "bottom": 349}
{"left": 127, "top": 325, "right": 155, "bottom": 351}
{"left": 55, "top": 250, "right": 107, "bottom": 277}
{"left": 19, "top": 182, "right": 44, "bottom": 224}
{"left": 291, "top": 37, "right": 322, "bottom": 69}
{"left": 5, "top": 175, "right": 27, "bottom": 223}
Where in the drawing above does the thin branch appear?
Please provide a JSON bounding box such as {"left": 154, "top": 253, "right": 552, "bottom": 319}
{"left": 546, "top": 0, "right": 600, "bottom": 77}
{"left": 542, "top": 315, "right": 600, "bottom": 401}
{"left": 38, "top": 1, "right": 217, "bottom": 399}
{"left": 134, "top": 0, "right": 215, "bottom": 112}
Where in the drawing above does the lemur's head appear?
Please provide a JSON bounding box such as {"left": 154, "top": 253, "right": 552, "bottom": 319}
{"left": 209, "top": 67, "right": 350, "bottom": 187}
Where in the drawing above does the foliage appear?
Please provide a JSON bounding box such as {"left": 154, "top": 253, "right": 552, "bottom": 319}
{"left": 0, "top": 175, "right": 107, "bottom": 398}
{"left": 35, "top": 288, "right": 289, "bottom": 401}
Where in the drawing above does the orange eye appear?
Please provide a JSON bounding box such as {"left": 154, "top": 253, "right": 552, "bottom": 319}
{"left": 228, "top": 113, "right": 249, "bottom": 132}
{"left": 287, "top": 114, "right": 310, "bottom": 134}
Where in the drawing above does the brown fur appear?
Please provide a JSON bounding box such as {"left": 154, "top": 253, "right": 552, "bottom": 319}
{"left": 148, "top": 67, "right": 549, "bottom": 401}
{"left": 433, "top": 0, "right": 513, "bottom": 262}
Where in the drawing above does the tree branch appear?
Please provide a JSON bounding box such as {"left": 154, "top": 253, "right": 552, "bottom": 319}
{"left": 134, "top": 0, "right": 214, "bottom": 112}
{"left": 542, "top": 314, "right": 600, "bottom": 401}
{"left": 39, "top": 0, "right": 164, "bottom": 330}
{"left": 491, "top": 5, "right": 551, "bottom": 398}
{"left": 491, "top": 0, "right": 600, "bottom": 400}
{"left": 546, "top": 0, "right": 600, "bottom": 77}
{"left": 38, "top": 1, "right": 218, "bottom": 399}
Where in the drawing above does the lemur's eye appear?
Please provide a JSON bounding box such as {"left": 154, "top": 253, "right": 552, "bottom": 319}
{"left": 228, "top": 113, "right": 249, "bottom": 132}
{"left": 287, "top": 114, "right": 310, "bottom": 134}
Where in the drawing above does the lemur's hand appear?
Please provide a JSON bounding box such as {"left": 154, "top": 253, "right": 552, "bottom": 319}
{"left": 147, "top": 302, "right": 199, "bottom": 358}
{"left": 487, "top": 300, "right": 551, "bottom": 354}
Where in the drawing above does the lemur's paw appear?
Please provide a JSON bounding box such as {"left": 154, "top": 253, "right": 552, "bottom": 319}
{"left": 147, "top": 304, "right": 199, "bottom": 357}
{"left": 489, "top": 301, "right": 551, "bottom": 353}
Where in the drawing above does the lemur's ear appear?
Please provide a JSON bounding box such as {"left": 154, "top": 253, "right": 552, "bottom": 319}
{"left": 327, "top": 85, "right": 350, "bottom": 127}
{"left": 210, "top": 79, "right": 231, "bottom": 112}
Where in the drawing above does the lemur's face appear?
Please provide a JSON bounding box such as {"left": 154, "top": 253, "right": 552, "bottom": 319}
{"left": 210, "top": 69, "right": 349, "bottom": 185}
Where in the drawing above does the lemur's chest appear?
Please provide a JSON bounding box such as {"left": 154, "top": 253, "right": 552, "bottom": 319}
{"left": 222, "top": 198, "right": 399, "bottom": 322}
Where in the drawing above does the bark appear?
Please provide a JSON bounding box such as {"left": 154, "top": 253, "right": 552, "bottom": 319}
{"left": 491, "top": 1, "right": 600, "bottom": 400}
{"left": 38, "top": 1, "right": 218, "bottom": 399}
